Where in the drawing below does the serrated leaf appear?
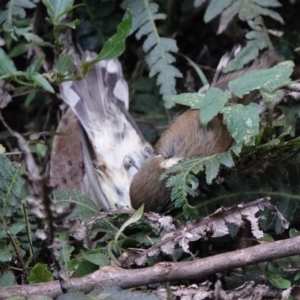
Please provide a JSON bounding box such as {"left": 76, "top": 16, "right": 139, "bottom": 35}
{"left": 0, "top": 48, "right": 17, "bottom": 75}
{"left": 199, "top": 88, "right": 231, "bottom": 126}
{"left": 204, "top": 0, "right": 234, "bottom": 23}
{"left": 31, "top": 73, "right": 54, "bottom": 93}
{"left": 166, "top": 93, "right": 205, "bottom": 109}
{"left": 0, "top": 155, "right": 24, "bottom": 218}
{"left": 224, "top": 17, "right": 271, "bottom": 71}
{"left": 53, "top": 189, "right": 100, "bottom": 220}
{"left": 260, "top": 89, "right": 284, "bottom": 103}
{"left": 229, "top": 61, "right": 294, "bottom": 97}
{"left": 215, "top": 0, "right": 284, "bottom": 34}
{"left": 222, "top": 103, "right": 260, "bottom": 144}
{"left": 163, "top": 149, "right": 235, "bottom": 216}
{"left": 218, "top": 151, "right": 235, "bottom": 168}
{"left": 122, "top": 0, "right": 182, "bottom": 108}
{"left": 14, "top": 26, "right": 42, "bottom": 42}
{"left": 204, "top": 158, "right": 221, "bottom": 183}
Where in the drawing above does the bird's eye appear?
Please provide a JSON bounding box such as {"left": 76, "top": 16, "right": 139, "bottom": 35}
{"left": 142, "top": 146, "right": 153, "bottom": 158}
{"left": 123, "top": 156, "right": 139, "bottom": 170}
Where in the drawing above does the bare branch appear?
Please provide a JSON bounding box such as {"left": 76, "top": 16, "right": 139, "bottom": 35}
{"left": 1, "top": 235, "right": 300, "bottom": 299}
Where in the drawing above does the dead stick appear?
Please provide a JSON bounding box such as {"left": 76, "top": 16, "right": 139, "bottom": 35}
{"left": 1, "top": 235, "right": 300, "bottom": 299}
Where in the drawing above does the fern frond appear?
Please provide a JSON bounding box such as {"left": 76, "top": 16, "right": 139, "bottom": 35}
{"left": 204, "top": 0, "right": 283, "bottom": 33}
{"left": 122, "top": 0, "right": 182, "bottom": 108}
{"left": 224, "top": 17, "right": 273, "bottom": 72}
{"left": 161, "top": 150, "right": 235, "bottom": 218}
{"left": 0, "top": 0, "right": 40, "bottom": 41}
{"left": 0, "top": 155, "right": 24, "bottom": 219}
{"left": 201, "top": 0, "right": 283, "bottom": 71}
{"left": 53, "top": 189, "right": 100, "bottom": 220}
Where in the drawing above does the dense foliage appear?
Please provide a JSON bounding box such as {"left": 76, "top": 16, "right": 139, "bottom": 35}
{"left": 1, "top": 0, "right": 300, "bottom": 299}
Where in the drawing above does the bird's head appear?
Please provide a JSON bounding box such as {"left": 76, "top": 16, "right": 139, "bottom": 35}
{"left": 130, "top": 155, "right": 181, "bottom": 211}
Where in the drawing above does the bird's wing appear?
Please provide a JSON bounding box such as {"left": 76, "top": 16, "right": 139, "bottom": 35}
{"left": 59, "top": 52, "right": 152, "bottom": 209}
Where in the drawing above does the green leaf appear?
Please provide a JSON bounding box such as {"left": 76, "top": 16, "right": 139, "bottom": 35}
{"left": 162, "top": 149, "right": 236, "bottom": 218}
{"left": 52, "top": 19, "right": 81, "bottom": 29}
{"left": 82, "top": 9, "right": 132, "bottom": 75}
{"left": 0, "top": 48, "right": 17, "bottom": 76}
{"left": 0, "top": 144, "right": 5, "bottom": 154}
{"left": 290, "top": 228, "right": 300, "bottom": 238}
{"left": 42, "top": 0, "right": 74, "bottom": 22}
{"left": 28, "top": 263, "right": 53, "bottom": 283}
{"left": 27, "top": 56, "right": 45, "bottom": 75}
{"left": 204, "top": 0, "right": 234, "bottom": 23}
{"left": 7, "top": 222, "right": 25, "bottom": 235}
{"left": 8, "top": 43, "right": 28, "bottom": 58}
{"left": 58, "top": 231, "right": 74, "bottom": 269}
{"left": 13, "top": 26, "right": 42, "bottom": 42}
{"left": 72, "top": 260, "right": 98, "bottom": 277}
{"left": 83, "top": 251, "right": 110, "bottom": 267}
{"left": 0, "top": 271, "right": 15, "bottom": 287}
{"left": 266, "top": 271, "right": 291, "bottom": 289}
{"left": 215, "top": 0, "right": 283, "bottom": 35}
{"left": 177, "top": 53, "right": 208, "bottom": 85}
{"left": 221, "top": 16, "right": 275, "bottom": 72}
{"left": 0, "top": 241, "right": 12, "bottom": 262}
{"left": 53, "top": 189, "right": 100, "bottom": 220}
{"left": 199, "top": 88, "right": 231, "bottom": 126}
{"left": 260, "top": 89, "right": 284, "bottom": 103}
{"left": 114, "top": 205, "right": 144, "bottom": 246}
{"left": 229, "top": 61, "right": 294, "bottom": 97}
{"left": 31, "top": 73, "right": 54, "bottom": 93}
{"left": 166, "top": 93, "right": 205, "bottom": 109}
{"left": 222, "top": 103, "right": 260, "bottom": 144}
{"left": 55, "top": 53, "right": 73, "bottom": 75}
{"left": 0, "top": 154, "right": 24, "bottom": 218}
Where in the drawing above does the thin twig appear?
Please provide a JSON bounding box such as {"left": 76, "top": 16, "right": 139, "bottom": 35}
{"left": 7, "top": 232, "right": 28, "bottom": 278}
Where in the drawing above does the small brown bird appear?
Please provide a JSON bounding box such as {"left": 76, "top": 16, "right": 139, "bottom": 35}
{"left": 130, "top": 49, "right": 283, "bottom": 212}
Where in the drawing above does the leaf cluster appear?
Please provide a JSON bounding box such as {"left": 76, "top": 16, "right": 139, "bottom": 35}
{"left": 1, "top": 0, "right": 300, "bottom": 298}
{"left": 0, "top": 0, "right": 40, "bottom": 42}
{"left": 163, "top": 60, "right": 295, "bottom": 217}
